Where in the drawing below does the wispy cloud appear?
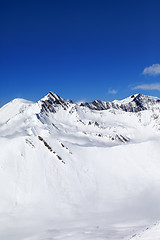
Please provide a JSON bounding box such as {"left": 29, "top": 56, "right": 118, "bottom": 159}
{"left": 76, "top": 99, "right": 87, "bottom": 104}
{"left": 108, "top": 89, "right": 117, "bottom": 94}
{"left": 142, "top": 64, "right": 160, "bottom": 76}
{"left": 132, "top": 83, "right": 160, "bottom": 91}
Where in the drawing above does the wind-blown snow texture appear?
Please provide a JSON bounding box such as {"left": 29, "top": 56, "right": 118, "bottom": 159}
{"left": 0, "top": 92, "right": 160, "bottom": 240}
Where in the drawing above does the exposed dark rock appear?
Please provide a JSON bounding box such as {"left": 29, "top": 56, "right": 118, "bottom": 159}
{"left": 38, "top": 136, "right": 65, "bottom": 163}
{"left": 80, "top": 94, "right": 160, "bottom": 113}
{"left": 39, "top": 92, "right": 160, "bottom": 115}
{"left": 40, "top": 92, "right": 68, "bottom": 113}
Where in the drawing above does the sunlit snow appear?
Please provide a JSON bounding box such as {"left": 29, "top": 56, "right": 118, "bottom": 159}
{"left": 0, "top": 92, "right": 160, "bottom": 240}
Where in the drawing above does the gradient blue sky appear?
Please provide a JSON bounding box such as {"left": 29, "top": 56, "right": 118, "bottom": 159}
{"left": 1, "top": 0, "right": 160, "bottom": 106}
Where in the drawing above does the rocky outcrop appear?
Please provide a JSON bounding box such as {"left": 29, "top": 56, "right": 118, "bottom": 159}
{"left": 80, "top": 94, "right": 160, "bottom": 112}
{"left": 40, "top": 91, "right": 69, "bottom": 113}
{"left": 38, "top": 92, "right": 160, "bottom": 115}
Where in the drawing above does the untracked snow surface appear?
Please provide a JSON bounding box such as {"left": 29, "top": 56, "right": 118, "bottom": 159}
{"left": 130, "top": 221, "right": 160, "bottom": 240}
{"left": 0, "top": 92, "right": 160, "bottom": 240}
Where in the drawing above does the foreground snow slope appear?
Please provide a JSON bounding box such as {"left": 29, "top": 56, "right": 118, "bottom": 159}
{"left": 0, "top": 92, "right": 160, "bottom": 240}
{"left": 130, "top": 221, "right": 160, "bottom": 240}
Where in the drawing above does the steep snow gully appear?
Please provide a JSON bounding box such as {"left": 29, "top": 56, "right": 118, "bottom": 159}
{"left": 0, "top": 92, "right": 160, "bottom": 240}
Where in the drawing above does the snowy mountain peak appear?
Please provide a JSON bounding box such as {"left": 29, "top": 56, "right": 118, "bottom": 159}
{"left": 80, "top": 93, "right": 160, "bottom": 112}
{"left": 39, "top": 91, "right": 69, "bottom": 113}
{"left": 118, "top": 93, "right": 160, "bottom": 112}
{"left": 0, "top": 98, "right": 33, "bottom": 124}
{"left": 35, "top": 91, "right": 160, "bottom": 114}
{"left": 41, "top": 91, "right": 66, "bottom": 103}
{"left": 114, "top": 93, "right": 160, "bottom": 104}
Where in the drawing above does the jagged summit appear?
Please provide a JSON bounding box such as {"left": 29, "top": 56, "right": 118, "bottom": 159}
{"left": 37, "top": 91, "right": 160, "bottom": 114}
{"left": 39, "top": 91, "right": 69, "bottom": 113}
{"left": 115, "top": 93, "right": 160, "bottom": 104}
{"left": 112, "top": 93, "right": 160, "bottom": 112}
{"left": 80, "top": 93, "right": 160, "bottom": 112}
{"left": 40, "top": 91, "right": 66, "bottom": 104}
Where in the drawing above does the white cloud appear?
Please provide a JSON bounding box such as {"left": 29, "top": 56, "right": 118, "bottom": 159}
{"left": 76, "top": 99, "right": 86, "bottom": 104}
{"left": 133, "top": 83, "right": 160, "bottom": 91}
{"left": 142, "top": 64, "right": 160, "bottom": 76}
{"left": 108, "top": 89, "right": 117, "bottom": 94}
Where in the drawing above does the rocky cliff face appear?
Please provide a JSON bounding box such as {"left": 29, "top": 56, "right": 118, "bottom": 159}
{"left": 39, "top": 92, "right": 160, "bottom": 114}
{"left": 40, "top": 91, "right": 69, "bottom": 113}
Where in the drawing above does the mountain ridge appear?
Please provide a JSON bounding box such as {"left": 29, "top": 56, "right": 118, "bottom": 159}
{"left": 1, "top": 92, "right": 160, "bottom": 115}
{"left": 41, "top": 92, "right": 160, "bottom": 112}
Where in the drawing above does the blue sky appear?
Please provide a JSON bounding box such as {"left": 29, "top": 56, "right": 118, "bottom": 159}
{"left": 1, "top": 0, "right": 160, "bottom": 106}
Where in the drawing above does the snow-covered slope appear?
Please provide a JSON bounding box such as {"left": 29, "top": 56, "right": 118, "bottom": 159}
{"left": 0, "top": 92, "right": 160, "bottom": 240}
{"left": 130, "top": 221, "right": 160, "bottom": 240}
{"left": 0, "top": 98, "right": 33, "bottom": 124}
